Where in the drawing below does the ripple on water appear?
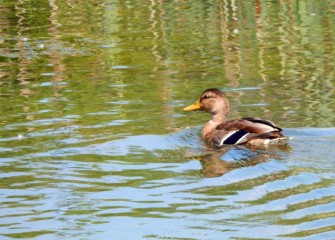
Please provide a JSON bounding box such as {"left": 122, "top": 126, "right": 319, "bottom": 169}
{"left": 0, "top": 128, "right": 334, "bottom": 239}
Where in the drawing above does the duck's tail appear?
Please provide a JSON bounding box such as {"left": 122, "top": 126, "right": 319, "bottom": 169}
{"left": 246, "top": 137, "right": 292, "bottom": 146}
{"left": 263, "top": 137, "right": 292, "bottom": 145}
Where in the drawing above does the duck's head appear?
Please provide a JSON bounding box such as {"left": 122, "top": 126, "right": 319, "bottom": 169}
{"left": 183, "top": 88, "right": 229, "bottom": 115}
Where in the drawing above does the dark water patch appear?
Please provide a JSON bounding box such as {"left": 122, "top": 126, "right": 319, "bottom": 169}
{"left": 1, "top": 230, "right": 56, "bottom": 239}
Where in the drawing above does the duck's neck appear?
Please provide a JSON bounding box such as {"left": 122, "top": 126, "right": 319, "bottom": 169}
{"left": 202, "top": 111, "right": 228, "bottom": 138}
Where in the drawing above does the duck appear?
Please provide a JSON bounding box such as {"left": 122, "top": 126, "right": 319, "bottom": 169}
{"left": 183, "top": 88, "right": 290, "bottom": 147}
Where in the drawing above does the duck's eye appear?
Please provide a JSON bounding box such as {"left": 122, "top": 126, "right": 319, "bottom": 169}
{"left": 203, "top": 95, "right": 210, "bottom": 99}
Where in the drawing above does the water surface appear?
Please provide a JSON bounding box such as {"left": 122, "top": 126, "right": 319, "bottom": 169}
{"left": 1, "top": 1, "right": 335, "bottom": 239}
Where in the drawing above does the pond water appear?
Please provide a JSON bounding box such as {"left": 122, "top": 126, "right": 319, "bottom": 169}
{"left": 1, "top": 1, "right": 335, "bottom": 239}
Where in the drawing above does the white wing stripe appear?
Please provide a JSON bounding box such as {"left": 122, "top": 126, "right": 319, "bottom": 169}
{"left": 219, "top": 130, "right": 238, "bottom": 146}
{"left": 235, "top": 133, "right": 250, "bottom": 145}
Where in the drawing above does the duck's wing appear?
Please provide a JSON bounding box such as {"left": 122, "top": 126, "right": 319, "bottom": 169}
{"left": 241, "top": 117, "right": 282, "bottom": 132}
{"left": 211, "top": 118, "right": 283, "bottom": 146}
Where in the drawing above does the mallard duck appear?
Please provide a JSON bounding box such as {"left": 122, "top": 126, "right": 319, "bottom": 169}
{"left": 183, "top": 88, "right": 290, "bottom": 147}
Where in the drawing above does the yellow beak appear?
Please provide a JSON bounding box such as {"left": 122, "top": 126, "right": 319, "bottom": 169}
{"left": 183, "top": 99, "right": 202, "bottom": 111}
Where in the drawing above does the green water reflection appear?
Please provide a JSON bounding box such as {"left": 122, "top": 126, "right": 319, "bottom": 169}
{"left": 0, "top": 0, "right": 335, "bottom": 239}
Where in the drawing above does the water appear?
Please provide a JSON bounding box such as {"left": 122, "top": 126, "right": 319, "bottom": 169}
{"left": 1, "top": 1, "right": 335, "bottom": 239}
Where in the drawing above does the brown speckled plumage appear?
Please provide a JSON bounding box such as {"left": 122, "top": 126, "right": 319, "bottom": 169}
{"left": 183, "top": 88, "right": 289, "bottom": 147}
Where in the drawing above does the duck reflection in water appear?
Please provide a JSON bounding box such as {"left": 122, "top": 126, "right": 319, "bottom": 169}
{"left": 195, "top": 145, "right": 290, "bottom": 178}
